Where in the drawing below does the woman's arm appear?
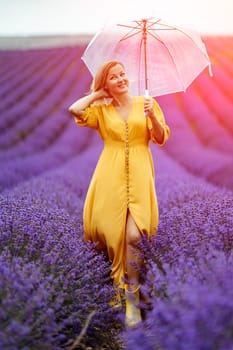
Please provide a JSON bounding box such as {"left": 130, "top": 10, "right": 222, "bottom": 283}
{"left": 144, "top": 97, "right": 165, "bottom": 144}
{"left": 148, "top": 114, "right": 165, "bottom": 144}
{"left": 68, "top": 89, "right": 108, "bottom": 117}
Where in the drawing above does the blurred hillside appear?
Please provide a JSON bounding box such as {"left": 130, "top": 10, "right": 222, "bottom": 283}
{"left": 0, "top": 34, "right": 93, "bottom": 49}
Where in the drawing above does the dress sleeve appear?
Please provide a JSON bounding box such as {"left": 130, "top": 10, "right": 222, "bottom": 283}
{"left": 147, "top": 99, "right": 170, "bottom": 146}
{"left": 74, "top": 105, "right": 102, "bottom": 129}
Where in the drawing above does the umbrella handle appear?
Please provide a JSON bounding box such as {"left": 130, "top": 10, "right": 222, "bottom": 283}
{"left": 144, "top": 89, "right": 149, "bottom": 117}
{"left": 144, "top": 89, "right": 149, "bottom": 98}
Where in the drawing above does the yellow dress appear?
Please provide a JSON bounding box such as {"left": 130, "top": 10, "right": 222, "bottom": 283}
{"left": 74, "top": 96, "right": 170, "bottom": 287}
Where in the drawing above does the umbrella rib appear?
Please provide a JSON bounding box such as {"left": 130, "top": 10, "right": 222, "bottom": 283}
{"left": 151, "top": 22, "right": 210, "bottom": 65}
{"left": 147, "top": 31, "right": 166, "bottom": 44}
{"left": 146, "top": 19, "right": 164, "bottom": 30}
{"left": 119, "top": 29, "right": 143, "bottom": 42}
{"left": 171, "top": 27, "right": 212, "bottom": 63}
{"left": 152, "top": 25, "right": 211, "bottom": 74}
{"left": 151, "top": 31, "right": 186, "bottom": 90}
{"left": 117, "top": 23, "right": 141, "bottom": 30}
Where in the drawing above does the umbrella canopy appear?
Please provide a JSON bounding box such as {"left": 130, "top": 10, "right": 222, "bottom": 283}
{"left": 82, "top": 17, "right": 212, "bottom": 97}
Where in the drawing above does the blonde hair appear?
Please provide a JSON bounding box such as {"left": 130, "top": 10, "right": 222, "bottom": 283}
{"left": 91, "top": 60, "right": 125, "bottom": 92}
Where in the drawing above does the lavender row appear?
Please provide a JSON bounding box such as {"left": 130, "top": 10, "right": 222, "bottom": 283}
{"left": 0, "top": 92, "right": 89, "bottom": 163}
{"left": 0, "top": 47, "right": 82, "bottom": 132}
{"left": 208, "top": 56, "right": 233, "bottom": 101}
{"left": 158, "top": 94, "right": 233, "bottom": 191}
{"left": 194, "top": 73, "right": 233, "bottom": 134}
{"left": 176, "top": 88, "right": 233, "bottom": 155}
{"left": 0, "top": 76, "right": 92, "bottom": 191}
{"left": 0, "top": 46, "right": 80, "bottom": 100}
{"left": 0, "top": 48, "right": 63, "bottom": 111}
{"left": 0, "top": 49, "right": 48, "bottom": 85}
{"left": 0, "top": 56, "right": 90, "bottom": 157}
{"left": 0, "top": 125, "right": 95, "bottom": 192}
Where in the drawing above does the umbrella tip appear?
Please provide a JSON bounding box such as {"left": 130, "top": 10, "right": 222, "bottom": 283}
{"left": 208, "top": 63, "right": 213, "bottom": 77}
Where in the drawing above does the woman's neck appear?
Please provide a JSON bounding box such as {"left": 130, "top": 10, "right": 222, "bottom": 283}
{"left": 112, "top": 93, "right": 132, "bottom": 107}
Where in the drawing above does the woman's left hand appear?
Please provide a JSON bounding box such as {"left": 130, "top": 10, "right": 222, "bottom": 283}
{"left": 144, "top": 97, "right": 154, "bottom": 117}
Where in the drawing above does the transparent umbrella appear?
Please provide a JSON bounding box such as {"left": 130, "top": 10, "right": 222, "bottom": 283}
{"left": 82, "top": 17, "right": 212, "bottom": 97}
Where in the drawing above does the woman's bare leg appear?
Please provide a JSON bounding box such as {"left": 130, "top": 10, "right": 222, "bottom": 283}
{"left": 125, "top": 211, "right": 142, "bottom": 325}
{"left": 125, "top": 211, "right": 143, "bottom": 290}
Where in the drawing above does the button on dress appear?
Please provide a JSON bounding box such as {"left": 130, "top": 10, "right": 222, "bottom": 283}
{"left": 74, "top": 96, "right": 170, "bottom": 287}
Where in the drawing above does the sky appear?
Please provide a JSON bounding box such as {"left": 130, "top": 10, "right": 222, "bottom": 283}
{"left": 0, "top": 0, "right": 233, "bottom": 36}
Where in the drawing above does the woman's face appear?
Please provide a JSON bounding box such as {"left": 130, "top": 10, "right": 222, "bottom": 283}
{"left": 105, "top": 64, "right": 129, "bottom": 96}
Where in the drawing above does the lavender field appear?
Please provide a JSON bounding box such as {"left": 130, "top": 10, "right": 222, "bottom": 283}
{"left": 0, "top": 35, "right": 233, "bottom": 349}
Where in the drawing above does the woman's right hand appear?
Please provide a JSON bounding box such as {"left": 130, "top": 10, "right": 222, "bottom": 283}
{"left": 69, "top": 89, "right": 111, "bottom": 116}
{"left": 95, "top": 88, "right": 111, "bottom": 100}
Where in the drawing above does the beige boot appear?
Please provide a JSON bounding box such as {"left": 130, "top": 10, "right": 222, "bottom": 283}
{"left": 125, "top": 285, "right": 142, "bottom": 326}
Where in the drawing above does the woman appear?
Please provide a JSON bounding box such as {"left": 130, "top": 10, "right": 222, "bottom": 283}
{"left": 69, "top": 60, "right": 170, "bottom": 326}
